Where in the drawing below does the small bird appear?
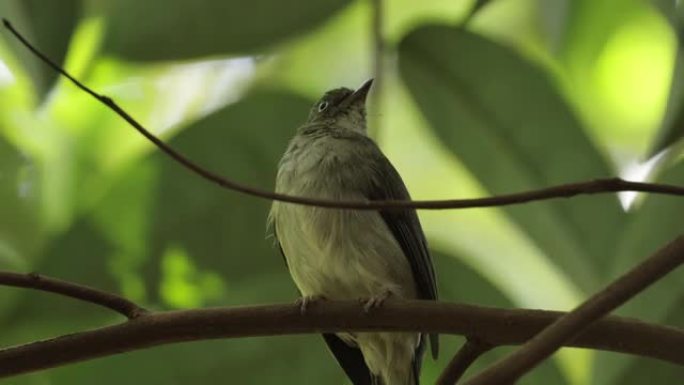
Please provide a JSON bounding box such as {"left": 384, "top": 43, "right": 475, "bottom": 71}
{"left": 268, "top": 79, "right": 438, "bottom": 385}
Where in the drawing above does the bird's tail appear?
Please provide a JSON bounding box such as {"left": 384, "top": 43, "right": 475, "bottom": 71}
{"left": 378, "top": 360, "right": 419, "bottom": 385}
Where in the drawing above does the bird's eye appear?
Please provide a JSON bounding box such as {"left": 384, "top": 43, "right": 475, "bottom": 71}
{"left": 318, "top": 101, "right": 329, "bottom": 112}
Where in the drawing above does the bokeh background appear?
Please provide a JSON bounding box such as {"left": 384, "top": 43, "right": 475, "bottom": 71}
{"left": 0, "top": 0, "right": 683, "bottom": 384}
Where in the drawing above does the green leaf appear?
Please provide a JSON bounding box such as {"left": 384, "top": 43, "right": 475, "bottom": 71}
{"left": 83, "top": 90, "right": 313, "bottom": 306}
{"left": 100, "top": 0, "right": 352, "bottom": 61}
{"left": 138, "top": 90, "right": 311, "bottom": 303}
{"left": 0, "top": 0, "right": 81, "bottom": 97}
{"left": 648, "top": 0, "right": 684, "bottom": 155}
{"left": 0, "top": 136, "right": 41, "bottom": 269}
{"left": 398, "top": 25, "right": 624, "bottom": 291}
{"left": 593, "top": 161, "right": 684, "bottom": 385}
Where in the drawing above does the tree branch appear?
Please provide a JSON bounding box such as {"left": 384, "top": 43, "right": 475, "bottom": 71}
{"left": 465, "top": 234, "right": 684, "bottom": 385}
{"left": 3, "top": 18, "right": 684, "bottom": 211}
{"left": 437, "top": 337, "right": 493, "bottom": 385}
{"left": 0, "top": 300, "right": 682, "bottom": 378}
{"left": 0, "top": 271, "right": 146, "bottom": 319}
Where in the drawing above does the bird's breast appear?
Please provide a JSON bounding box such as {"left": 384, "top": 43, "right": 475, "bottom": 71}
{"left": 271, "top": 136, "right": 415, "bottom": 299}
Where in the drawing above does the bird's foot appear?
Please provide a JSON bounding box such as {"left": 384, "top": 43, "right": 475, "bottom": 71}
{"left": 362, "top": 290, "right": 392, "bottom": 313}
{"left": 296, "top": 295, "right": 326, "bottom": 315}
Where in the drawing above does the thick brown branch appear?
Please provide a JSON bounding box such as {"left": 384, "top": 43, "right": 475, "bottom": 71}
{"left": 0, "top": 301, "right": 682, "bottom": 378}
{"left": 437, "top": 337, "right": 493, "bottom": 385}
{"left": 0, "top": 272, "right": 146, "bottom": 319}
{"left": 465, "top": 235, "right": 684, "bottom": 385}
{"left": 3, "top": 18, "right": 684, "bottom": 211}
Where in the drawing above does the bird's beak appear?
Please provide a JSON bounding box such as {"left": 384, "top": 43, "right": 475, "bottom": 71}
{"left": 340, "top": 79, "right": 374, "bottom": 109}
{"left": 351, "top": 78, "right": 374, "bottom": 103}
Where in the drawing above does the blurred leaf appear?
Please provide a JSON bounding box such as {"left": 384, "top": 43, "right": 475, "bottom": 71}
{"left": 100, "top": 0, "right": 352, "bottom": 61}
{"left": 0, "top": 0, "right": 80, "bottom": 98}
{"left": 398, "top": 25, "right": 624, "bottom": 291}
{"left": 649, "top": 49, "right": 684, "bottom": 156}
{"left": 561, "top": 0, "right": 642, "bottom": 71}
{"left": 651, "top": 0, "right": 684, "bottom": 39}
{"left": 538, "top": 0, "right": 571, "bottom": 53}
{"left": 0, "top": 219, "right": 121, "bottom": 357}
{"left": 649, "top": 0, "right": 684, "bottom": 156}
{"left": 421, "top": 252, "right": 569, "bottom": 385}
{"left": 82, "top": 89, "right": 313, "bottom": 307}
{"left": 593, "top": 161, "right": 684, "bottom": 385}
{"left": 37, "top": 336, "right": 343, "bottom": 385}
{"left": 139, "top": 90, "right": 311, "bottom": 303}
{"left": 559, "top": 0, "right": 675, "bottom": 159}
{"left": 465, "top": 0, "right": 494, "bottom": 22}
{"left": 0, "top": 136, "right": 41, "bottom": 269}
{"left": 607, "top": 296, "right": 684, "bottom": 385}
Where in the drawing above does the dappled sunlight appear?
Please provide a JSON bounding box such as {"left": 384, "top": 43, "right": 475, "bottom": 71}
{"left": 160, "top": 245, "right": 227, "bottom": 309}
{"left": 592, "top": 9, "right": 676, "bottom": 159}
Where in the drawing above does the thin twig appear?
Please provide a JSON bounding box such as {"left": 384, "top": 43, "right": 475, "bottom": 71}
{"left": 3, "top": 18, "right": 684, "bottom": 211}
{"left": 437, "top": 337, "right": 493, "bottom": 385}
{"left": 0, "top": 271, "right": 146, "bottom": 319}
{"left": 0, "top": 300, "right": 681, "bottom": 378}
{"left": 465, "top": 235, "right": 684, "bottom": 385}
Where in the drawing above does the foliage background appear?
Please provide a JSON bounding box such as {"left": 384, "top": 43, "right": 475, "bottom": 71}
{"left": 0, "top": 0, "right": 683, "bottom": 384}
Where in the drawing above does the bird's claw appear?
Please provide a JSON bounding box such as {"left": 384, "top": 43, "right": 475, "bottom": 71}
{"left": 296, "top": 295, "right": 325, "bottom": 315}
{"left": 362, "top": 291, "right": 392, "bottom": 313}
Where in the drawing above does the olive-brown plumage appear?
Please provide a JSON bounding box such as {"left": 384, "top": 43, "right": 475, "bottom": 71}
{"left": 268, "top": 80, "right": 438, "bottom": 385}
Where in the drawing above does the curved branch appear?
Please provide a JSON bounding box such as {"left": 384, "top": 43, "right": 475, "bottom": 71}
{"left": 0, "top": 272, "right": 146, "bottom": 319}
{"left": 0, "top": 300, "right": 682, "bottom": 378}
{"left": 437, "top": 337, "right": 493, "bottom": 385}
{"left": 3, "top": 18, "right": 684, "bottom": 211}
{"left": 465, "top": 234, "right": 684, "bottom": 385}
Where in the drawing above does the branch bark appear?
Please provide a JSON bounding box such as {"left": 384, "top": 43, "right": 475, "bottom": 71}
{"left": 0, "top": 272, "right": 146, "bottom": 319}
{"left": 465, "top": 234, "right": 684, "bottom": 385}
{"left": 0, "top": 300, "right": 682, "bottom": 378}
{"left": 3, "top": 18, "right": 684, "bottom": 212}
{"left": 437, "top": 337, "right": 493, "bottom": 385}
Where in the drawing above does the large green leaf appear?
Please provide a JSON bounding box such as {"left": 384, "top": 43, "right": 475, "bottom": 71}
{"left": 592, "top": 161, "right": 684, "bottom": 385}
{"left": 138, "top": 90, "right": 311, "bottom": 303}
{"left": 0, "top": 0, "right": 80, "bottom": 98}
{"left": 100, "top": 0, "right": 351, "bottom": 61}
{"left": 398, "top": 25, "right": 624, "bottom": 291}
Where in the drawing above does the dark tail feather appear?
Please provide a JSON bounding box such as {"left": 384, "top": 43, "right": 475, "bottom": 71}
{"left": 323, "top": 334, "right": 377, "bottom": 385}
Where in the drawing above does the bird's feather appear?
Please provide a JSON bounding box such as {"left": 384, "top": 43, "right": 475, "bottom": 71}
{"left": 362, "top": 138, "right": 439, "bottom": 359}
{"left": 322, "top": 333, "right": 377, "bottom": 385}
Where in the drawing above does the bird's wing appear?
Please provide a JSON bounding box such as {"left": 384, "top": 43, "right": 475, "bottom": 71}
{"left": 267, "top": 208, "right": 294, "bottom": 272}
{"left": 363, "top": 145, "right": 440, "bottom": 359}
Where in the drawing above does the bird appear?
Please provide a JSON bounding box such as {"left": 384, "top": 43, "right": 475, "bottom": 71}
{"left": 268, "top": 79, "right": 438, "bottom": 385}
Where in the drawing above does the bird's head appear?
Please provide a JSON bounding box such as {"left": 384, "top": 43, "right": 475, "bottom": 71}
{"left": 306, "top": 79, "right": 373, "bottom": 134}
